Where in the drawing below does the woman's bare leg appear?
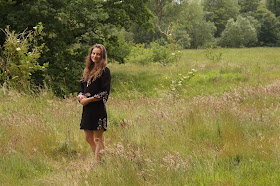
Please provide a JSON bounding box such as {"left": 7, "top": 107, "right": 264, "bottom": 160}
{"left": 84, "top": 130, "right": 96, "bottom": 152}
{"left": 93, "top": 129, "right": 105, "bottom": 161}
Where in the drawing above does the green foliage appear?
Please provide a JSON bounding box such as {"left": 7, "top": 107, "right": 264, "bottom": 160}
{"left": 0, "top": 23, "right": 47, "bottom": 90}
{"left": 239, "top": 0, "right": 261, "bottom": 13}
{"left": 105, "top": 30, "right": 134, "bottom": 63}
{"left": 219, "top": 15, "right": 258, "bottom": 47}
{"left": 266, "top": 0, "right": 280, "bottom": 16}
{"left": 206, "top": 47, "right": 223, "bottom": 63}
{"left": 169, "top": 69, "right": 197, "bottom": 99}
{"left": 150, "top": 42, "right": 181, "bottom": 65}
{"left": 258, "top": 10, "right": 280, "bottom": 46}
{"left": 125, "top": 43, "right": 153, "bottom": 65}
{"left": 203, "top": 0, "right": 240, "bottom": 36}
{"left": 0, "top": 0, "right": 154, "bottom": 96}
{"left": 179, "top": 1, "right": 216, "bottom": 48}
{"left": 190, "top": 20, "right": 217, "bottom": 48}
{"left": 126, "top": 42, "right": 179, "bottom": 65}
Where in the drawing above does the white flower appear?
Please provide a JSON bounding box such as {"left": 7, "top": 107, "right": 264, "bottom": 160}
{"left": 191, "top": 69, "right": 197, "bottom": 72}
{"left": 179, "top": 74, "right": 182, "bottom": 76}
{"left": 16, "top": 47, "right": 21, "bottom": 51}
{"left": 171, "top": 88, "right": 176, "bottom": 91}
{"left": 33, "top": 26, "right": 38, "bottom": 29}
{"left": 172, "top": 53, "right": 175, "bottom": 56}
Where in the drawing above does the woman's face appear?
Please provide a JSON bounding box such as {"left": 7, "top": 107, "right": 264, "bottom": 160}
{"left": 91, "top": 47, "right": 102, "bottom": 63}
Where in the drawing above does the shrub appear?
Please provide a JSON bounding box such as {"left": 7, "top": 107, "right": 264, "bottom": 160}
{"left": 219, "top": 15, "right": 258, "bottom": 47}
{"left": 125, "top": 42, "right": 180, "bottom": 66}
{"left": 0, "top": 23, "right": 47, "bottom": 91}
{"left": 125, "top": 43, "right": 153, "bottom": 66}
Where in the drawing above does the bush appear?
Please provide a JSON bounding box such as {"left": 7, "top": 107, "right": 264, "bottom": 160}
{"left": 0, "top": 23, "right": 47, "bottom": 91}
{"left": 125, "top": 43, "right": 154, "bottom": 66}
{"left": 106, "top": 30, "right": 134, "bottom": 63}
{"left": 219, "top": 15, "right": 258, "bottom": 47}
{"left": 125, "top": 42, "right": 180, "bottom": 65}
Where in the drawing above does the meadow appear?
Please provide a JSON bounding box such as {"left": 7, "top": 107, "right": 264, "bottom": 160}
{"left": 1, "top": 47, "right": 280, "bottom": 185}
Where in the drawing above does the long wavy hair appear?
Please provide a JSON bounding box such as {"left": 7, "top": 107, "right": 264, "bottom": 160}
{"left": 81, "top": 44, "right": 107, "bottom": 83}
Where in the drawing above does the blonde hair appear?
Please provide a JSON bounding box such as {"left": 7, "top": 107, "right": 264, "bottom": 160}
{"left": 81, "top": 44, "right": 107, "bottom": 83}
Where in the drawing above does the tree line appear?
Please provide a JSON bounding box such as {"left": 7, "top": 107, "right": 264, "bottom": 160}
{"left": 0, "top": 0, "right": 279, "bottom": 96}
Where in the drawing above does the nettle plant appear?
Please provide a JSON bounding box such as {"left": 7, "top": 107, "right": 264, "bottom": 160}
{"left": 0, "top": 23, "right": 47, "bottom": 91}
{"left": 169, "top": 68, "right": 197, "bottom": 99}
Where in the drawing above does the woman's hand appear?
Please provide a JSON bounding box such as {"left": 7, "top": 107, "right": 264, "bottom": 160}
{"left": 78, "top": 95, "right": 86, "bottom": 103}
{"left": 80, "top": 97, "right": 90, "bottom": 106}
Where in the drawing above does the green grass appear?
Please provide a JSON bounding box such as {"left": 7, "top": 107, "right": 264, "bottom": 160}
{"left": 1, "top": 47, "right": 280, "bottom": 185}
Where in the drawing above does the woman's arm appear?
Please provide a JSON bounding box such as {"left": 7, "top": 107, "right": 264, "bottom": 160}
{"left": 77, "top": 81, "right": 87, "bottom": 102}
{"left": 92, "top": 67, "right": 111, "bottom": 104}
{"left": 80, "top": 97, "right": 102, "bottom": 106}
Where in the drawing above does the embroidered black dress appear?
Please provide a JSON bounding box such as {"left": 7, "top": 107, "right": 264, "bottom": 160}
{"left": 78, "top": 67, "right": 111, "bottom": 131}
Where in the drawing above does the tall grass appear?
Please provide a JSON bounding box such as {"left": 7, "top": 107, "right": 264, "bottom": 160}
{"left": 1, "top": 48, "right": 280, "bottom": 185}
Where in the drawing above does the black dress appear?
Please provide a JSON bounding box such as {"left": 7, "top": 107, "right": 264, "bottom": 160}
{"left": 78, "top": 67, "right": 111, "bottom": 131}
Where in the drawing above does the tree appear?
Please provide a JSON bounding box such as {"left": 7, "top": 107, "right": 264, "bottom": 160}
{"left": 238, "top": 0, "right": 261, "bottom": 13}
{"left": 203, "top": 0, "right": 240, "bottom": 36}
{"left": 266, "top": 0, "right": 280, "bottom": 17}
{"left": 219, "top": 15, "right": 258, "bottom": 47}
{"left": 0, "top": 0, "right": 153, "bottom": 96}
{"left": 180, "top": 1, "right": 216, "bottom": 48}
{"left": 258, "top": 10, "right": 280, "bottom": 46}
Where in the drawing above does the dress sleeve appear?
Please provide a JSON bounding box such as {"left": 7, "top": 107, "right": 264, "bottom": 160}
{"left": 78, "top": 81, "right": 84, "bottom": 96}
{"left": 93, "top": 67, "right": 111, "bottom": 104}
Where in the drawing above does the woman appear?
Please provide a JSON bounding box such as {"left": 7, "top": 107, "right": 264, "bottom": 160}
{"left": 77, "top": 44, "right": 111, "bottom": 161}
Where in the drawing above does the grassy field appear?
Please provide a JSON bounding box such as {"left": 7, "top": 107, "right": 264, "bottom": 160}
{"left": 1, "top": 47, "right": 280, "bottom": 185}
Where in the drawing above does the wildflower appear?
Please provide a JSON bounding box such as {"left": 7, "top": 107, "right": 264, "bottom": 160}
{"left": 191, "top": 69, "right": 197, "bottom": 72}
{"left": 16, "top": 47, "right": 21, "bottom": 51}
{"left": 172, "top": 53, "right": 175, "bottom": 56}
{"left": 17, "top": 39, "right": 20, "bottom": 43}
{"left": 179, "top": 74, "right": 182, "bottom": 76}
{"left": 33, "top": 26, "right": 38, "bottom": 29}
{"left": 172, "top": 88, "right": 176, "bottom": 91}
{"left": 188, "top": 72, "right": 193, "bottom": 75}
